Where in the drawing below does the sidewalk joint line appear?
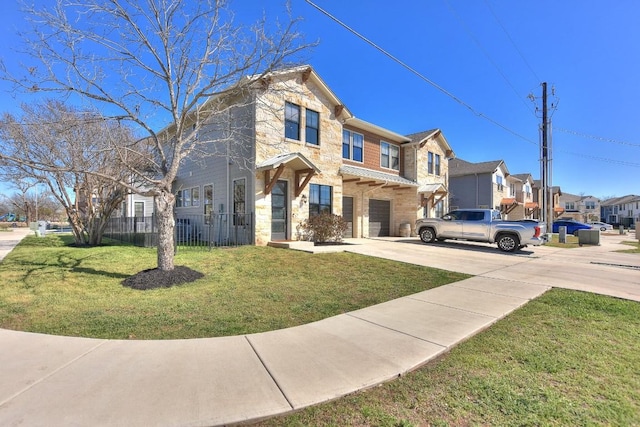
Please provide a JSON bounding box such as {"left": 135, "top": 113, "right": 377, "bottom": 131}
{"left": 244, "top": 335, "right": 295, "bottom": 411}
{"left": 345, "top": 313, "right": 447, "bottom": 349}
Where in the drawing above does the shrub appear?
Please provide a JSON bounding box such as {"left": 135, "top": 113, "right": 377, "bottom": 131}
{"left": 297, "top": 213, "right": 347, "bottom": 243}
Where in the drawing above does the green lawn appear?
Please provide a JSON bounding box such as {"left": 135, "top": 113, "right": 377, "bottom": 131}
{"left": 3, "top": 234, "right": 639, "bottom": 425}
{"left": 256, "top": 289, "right": 640, "bottom": 426}
{"left": 544, "top": 233, "right": 580, "bottom": 248}
{"left": 0, "top": 234, "right": 469, "bottom": 339}
{"left": 619, "top": 240, "right": 640, "bottom": 253}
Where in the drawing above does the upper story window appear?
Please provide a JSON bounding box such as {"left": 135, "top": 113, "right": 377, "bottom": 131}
{"left": 428, "top": 152, "right": 433, "bottom": 174}
{"left": 285, "top": 102, "right": 300, "bottom": 140}
{"left": 565, "top": 202, "right": 575, "bottom": 210}
{"left": 585, "top": 201, "right": 596, "bottom": 210}
{"left": 435, "top": 154, "right": 441, "bottom": 176}
{"left": 381, "top": 141, "right": 399, "bottom": 170}
{"left": 342, "top": 130, "right": 363, "bottom": 162}
{"left": 305, "top": 109, "right": 319, "bottom": 145}
{"left": 496, "top": 175, "right": 504, "bottom": 191}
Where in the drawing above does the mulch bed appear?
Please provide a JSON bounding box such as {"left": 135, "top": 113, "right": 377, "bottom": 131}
{"left": 122, "top": 266, "right": 204, "bottom": 290}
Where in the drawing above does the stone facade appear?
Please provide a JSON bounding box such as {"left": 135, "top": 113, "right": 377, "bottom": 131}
{"left": 173, "top": 66, "right": 456, "bottom": 245}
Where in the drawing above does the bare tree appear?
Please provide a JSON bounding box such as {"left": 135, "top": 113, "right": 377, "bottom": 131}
{"left": 2, "top": 0, "right": 308, "bottom": 271}
{"left": 0, "top": 100, "right": 145, "bottom": 245}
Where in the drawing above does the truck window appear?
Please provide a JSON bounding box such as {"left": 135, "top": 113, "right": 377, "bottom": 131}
{"left": 492, "top": 211, "right": 502, "bottom": 221}
{"left": 467, "top": 211, "right": 484, "bottom": 221}
{"left": 446, "top": 211, "right": 462, "bottom": 220}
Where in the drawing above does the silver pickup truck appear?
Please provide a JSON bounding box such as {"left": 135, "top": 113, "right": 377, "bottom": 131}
{"left": 415, "top": 209, "right": 546, "bottom": 252}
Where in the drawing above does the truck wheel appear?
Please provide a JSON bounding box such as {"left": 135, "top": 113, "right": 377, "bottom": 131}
{"left": 497, "top": 234, "right": 520, "bottom": 252}
{"left": 419, "top": 227, "right": 436, "bottom": 243}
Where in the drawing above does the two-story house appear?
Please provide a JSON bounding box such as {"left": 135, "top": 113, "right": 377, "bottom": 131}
{"left": 171, "top": 65, "right": 455, "bottom": 245}
{"left": 601, "top": 195, "right": 640, "bottom": 228}
{"left": 558, "top": 193, "right": 601, "bottom": 223}
{"left": 532, "top": 180, "right": 563, "bottom": 220}
{"left": 448, "top": 159, "right": 540, "bottom": 220}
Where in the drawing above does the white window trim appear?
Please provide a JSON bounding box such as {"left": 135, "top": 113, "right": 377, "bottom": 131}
{"left": 343, "top": 129, "right": 364, "bottom": 163}
{"left": 380, "top": 141, "right": 400, "bottom": 171}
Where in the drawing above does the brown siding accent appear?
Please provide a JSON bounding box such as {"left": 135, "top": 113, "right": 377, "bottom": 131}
{"left": 342, "top": 125, "right": 404, "bottom": 176}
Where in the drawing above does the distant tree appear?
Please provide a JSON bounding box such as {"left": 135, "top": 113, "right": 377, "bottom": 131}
{"left": 1, "top": 0, "right": 309, "bottom": 271}
{"left": 0, "top": 100, "right": 145, "bottom": 245}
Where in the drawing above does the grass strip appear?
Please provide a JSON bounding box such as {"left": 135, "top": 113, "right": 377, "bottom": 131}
{"left": 257, "top": 289, "right": 640, "bottom": 426}
{"left": 0, "top": 234, "right": 468, "bottom": 339}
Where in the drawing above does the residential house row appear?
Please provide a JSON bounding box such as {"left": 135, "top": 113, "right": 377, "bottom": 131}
{"left": 557, "top": 192, "right": 601, "bottom": 223}
{"left": 447, "top": 158, "right": 559, "bottom": 221}
{"left": 165, "top": 65, "right": 455, "bottom": 245}
{"left": 601, "top": 195, "right": 640, "bottom": 227}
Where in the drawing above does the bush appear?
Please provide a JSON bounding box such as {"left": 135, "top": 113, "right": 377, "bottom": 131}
{"left": 297, "top": 213, "right": 347, "bottom": 243}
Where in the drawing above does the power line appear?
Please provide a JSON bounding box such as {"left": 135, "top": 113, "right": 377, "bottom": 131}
{"left": 483, "top": 0, "right": 541, "bottom": 83}
{"left": 304, "top": 0, "right": 537, "bottom": 146}
{"left": 445, "top": 0, "right": 536, "bottom": 116}
{"left": 556, "top": 128, "right": 640, "bottom": 148}
{"left": 555, "top": 149, "right": 640, "bottom": 167}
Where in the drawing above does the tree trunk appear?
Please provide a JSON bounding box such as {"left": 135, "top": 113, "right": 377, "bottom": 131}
{"left": 155, "top": 190, "right": 176, "bottom": 271}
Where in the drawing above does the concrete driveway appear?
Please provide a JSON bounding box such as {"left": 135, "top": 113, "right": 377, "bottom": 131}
{"left": 345, "top": 233, "right": 640, "bottom": 302}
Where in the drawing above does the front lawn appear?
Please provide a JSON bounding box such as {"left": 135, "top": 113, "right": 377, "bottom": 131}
{"left": 0, "top": 234, "right": 469, "bottom": 339}
{"left": 618, "top": 240, "right": 640, "bottom": 253}
{"left": 256, "top": 289, "right": 640, "bottom": 426}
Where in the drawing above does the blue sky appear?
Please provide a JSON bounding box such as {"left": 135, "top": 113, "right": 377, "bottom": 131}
{"left": 1, "top": 0, "right": 639, "bottom": 199}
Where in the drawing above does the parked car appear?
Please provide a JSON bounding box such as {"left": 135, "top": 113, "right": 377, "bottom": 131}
{"left": 415, "top": 209, "right": 546, "bottom": 252}
{"left": 552, "top": 220, "right": 592, "bottom": 236}
{"left": 589, "top": 221, "right": 613, "bottom": 232}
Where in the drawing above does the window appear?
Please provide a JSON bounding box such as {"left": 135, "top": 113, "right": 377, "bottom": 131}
{"left": 434, "top": 200, "right": 444, "bottom": 218}
{"left": 342, "top": 130, "right": 363, "bottom": 162}
{"left": 176, "top": 187, "right": 200, "bottom": 207}
{"left": 305, "top": 109, "right": 319, "bottom": 145}
{"left": 233, "top": 179, "right": 246, "bottom": 225}
{"left": 309, "top": 184, "right": 332, "bottom": 216}
{"left": 427, "top": 152, "right": 433, "bottom": 174}
{"left": 565, "top": 202, "right": 575, "bottom": 210}
{"left": 134, "top": 202, "right": 144, "bottom": 221}
{"left": 285, "top": 102, "right": 300, "bottom": 140}
{"left": 191, "top": 187, "right": 200, "bottom": 207}
{"left": 585, "top": 201, "right": 595, "bottom": 210}
{"left": 496, "top": 175, "right": 503, "bottom": 191}
{"left": 381, "top": 141, "right": 399, "bottom": 170}
{"left": 435, "top": 154, "right": 441, "bottom": 176}
{"left": 204, "top": 184, "right": 213, "bottom": 223}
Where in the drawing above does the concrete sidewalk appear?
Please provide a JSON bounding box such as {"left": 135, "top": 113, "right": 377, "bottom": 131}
{"left": 0, "top": 231, "right": 638, "bottom": 426}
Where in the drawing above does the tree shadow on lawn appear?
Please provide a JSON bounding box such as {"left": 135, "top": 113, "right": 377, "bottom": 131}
{"left": 10, "top": 234, "right": 205, "bottom": 290}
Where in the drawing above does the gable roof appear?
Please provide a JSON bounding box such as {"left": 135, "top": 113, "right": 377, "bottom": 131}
{"left": 600, "top": 194, "right": 640, "bottom": 206}
{"left": 405, "top": 129, "right": 455, "bottom": 158}
{"left": 512, "top": 173, "right": 534, "bottom": 183}
{"left": 448, "top": 158, "right": 507, "bottom": 177}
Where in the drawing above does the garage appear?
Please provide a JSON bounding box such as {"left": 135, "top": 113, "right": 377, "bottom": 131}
{"left": 369, "top": 199, "right": 390, "bottom": 237}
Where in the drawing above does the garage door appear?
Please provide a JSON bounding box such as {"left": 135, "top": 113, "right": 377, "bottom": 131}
{"left": 342, "top": 196, "right": 354, "bottom": 238}
{"left": 369, "top": 199, "right": 390, "bottom": 237}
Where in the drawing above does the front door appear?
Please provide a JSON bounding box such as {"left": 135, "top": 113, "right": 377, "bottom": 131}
{"left": 271, "top": 180, "right": 288, "bottom": 240}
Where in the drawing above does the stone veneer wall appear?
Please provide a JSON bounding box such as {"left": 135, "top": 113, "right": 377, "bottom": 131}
{"left": 252, "top": 73, "right": 345, "bottom": 245}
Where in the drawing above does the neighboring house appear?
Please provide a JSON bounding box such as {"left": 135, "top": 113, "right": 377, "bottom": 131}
{"left": 171, "top": 65, "right": 456, "bottom": 245}
{"left": 532, "top": 180, "right": 563, "bottom": 219}
{"left": 506, "top": 173, "right": 537, "bottom": 220}
{"left": 558, "top": 193, "right": 601, "bottom": 223}
{"left": 601, "top": 195, "right": 640, "bottom": 227}
{"left": 114, "top": 192, "right": 155, "bottom": 219}
{"left": 448, "top": 158, "right": 534, "bottom": 219}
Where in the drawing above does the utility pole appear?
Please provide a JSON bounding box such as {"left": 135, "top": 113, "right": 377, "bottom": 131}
{"left": 540, "top": 82, "right": 554, "bottom": 228}
{"left": 541, "top": 82, "right": 549, "bottom": 225}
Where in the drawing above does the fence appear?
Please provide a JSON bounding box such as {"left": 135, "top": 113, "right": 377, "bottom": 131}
{"left": 104, "top": 213, "right": 254, "bottom": 250}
